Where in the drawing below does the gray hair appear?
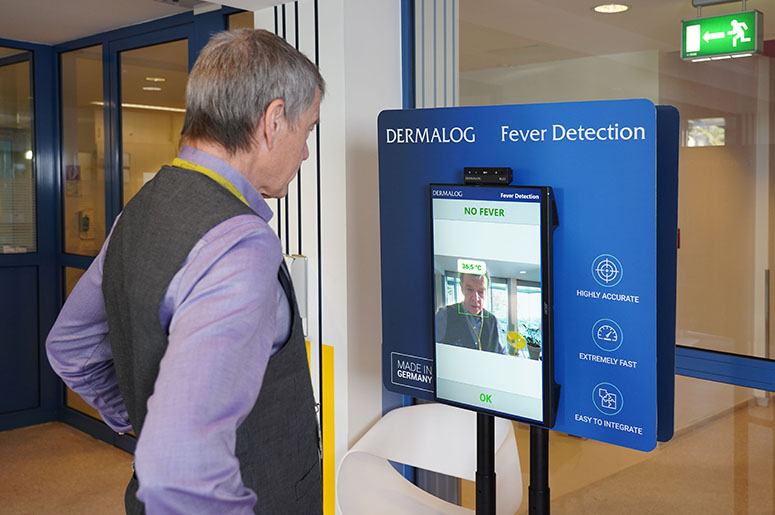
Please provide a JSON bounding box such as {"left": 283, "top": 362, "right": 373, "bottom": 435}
{"left": 181, "top": 29, "right": 325, "bottom": 154}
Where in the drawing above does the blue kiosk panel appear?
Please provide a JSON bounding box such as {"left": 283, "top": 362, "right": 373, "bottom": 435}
{"left": 378, "top": 99, "right": 678, "bottom": 452}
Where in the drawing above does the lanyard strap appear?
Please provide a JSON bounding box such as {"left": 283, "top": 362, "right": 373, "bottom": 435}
{"left": 171, "top": 157, "right": 249, "bottom": 207}
{"left": 465, "top": 313, "right": 485, "bottom": 351}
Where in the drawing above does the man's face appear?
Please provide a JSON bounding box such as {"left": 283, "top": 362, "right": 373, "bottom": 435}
{"left": 258, "top": 88, "right": 321, "bottom": 198}
{"left": 460, "top": 274, "right": 487, "bottom": 315}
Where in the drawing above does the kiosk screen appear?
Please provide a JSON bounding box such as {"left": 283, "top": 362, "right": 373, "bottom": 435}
{"left": 430, "top": 184, "right": 556, "bottom": 425}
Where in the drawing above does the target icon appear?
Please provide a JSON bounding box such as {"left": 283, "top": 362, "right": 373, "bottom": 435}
{"left": 596, "top": 259, "right": 619, "bottom": 283}
{"left": 592, "top": 254, "right": 623, "bottom": 287}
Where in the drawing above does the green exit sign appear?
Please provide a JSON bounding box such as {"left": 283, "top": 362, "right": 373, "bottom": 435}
{"left": 682, "top": 10, "right": 763, "bottom": 61}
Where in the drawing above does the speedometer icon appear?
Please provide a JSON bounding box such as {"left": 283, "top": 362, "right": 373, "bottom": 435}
{"left": 592, "top": 319, "right": 623, "bottom": 352}
{"left": 596, "top": 325, "right": 618, "bottom": 342}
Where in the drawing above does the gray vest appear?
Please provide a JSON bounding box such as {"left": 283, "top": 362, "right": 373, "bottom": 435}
{"left": 102, "top": 166, "right": 322, "bottom": 514}
{"left": 440, "top": 303, "right": 500, "bottom": 353}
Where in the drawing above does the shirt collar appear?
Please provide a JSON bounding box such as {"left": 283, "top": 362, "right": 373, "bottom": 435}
{"left": 177, "top": 146, "right": 273, "bottom": 222}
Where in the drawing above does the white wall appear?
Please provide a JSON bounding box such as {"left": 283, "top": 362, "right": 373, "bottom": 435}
{"left": 460, "top": 50, "right": 660, "bottom": 107}
{"left": 338, "top": 0, "right": 403, "bottom": 449}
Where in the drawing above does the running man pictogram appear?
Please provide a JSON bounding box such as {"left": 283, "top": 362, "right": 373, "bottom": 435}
{"left": 727, "top": 19, "right": 751, "bottom": 47}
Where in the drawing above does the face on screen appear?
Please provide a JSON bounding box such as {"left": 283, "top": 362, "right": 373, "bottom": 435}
{"left": 460, "top": 274, "right": 486, "bottom": 315}
{"left": 431, "top": 185, "right": 546, "bottom": 423}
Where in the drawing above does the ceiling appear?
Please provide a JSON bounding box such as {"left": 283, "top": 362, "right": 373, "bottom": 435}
{"left": 0, "top": 0, "right": 771, "bottom": 61}
{"left": 459, "top": 0, "right": 775, "bottom": 71}
{"left": 0, "top": 0, "right": 192, "bottom": 46}
{"left": 0, "top": 0, "right": 281, "bottom": 46}
{"left": 0, "top": 0, "right": 264, "bottom": 112}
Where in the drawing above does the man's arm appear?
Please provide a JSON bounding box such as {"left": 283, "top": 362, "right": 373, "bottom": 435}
{"left": 134, "top": 216, "right": 283, "bottom": 514}
{"left": 45, "top": 239, "right": 131, "bottom": 433}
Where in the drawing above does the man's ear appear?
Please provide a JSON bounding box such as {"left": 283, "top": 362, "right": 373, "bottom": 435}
{"left": 262, "top": 98, "right": 286, "bottom": 150}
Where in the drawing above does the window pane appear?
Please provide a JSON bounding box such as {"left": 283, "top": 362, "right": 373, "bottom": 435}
{"left": 64, "top": 266, "right": 85, "bottom": 299}
{"left": 61, "top": 45, "right": 105, "bottom": 256}
{"left": 120, "top": 39, "right": 187, "bottom": 205}
{"left": 490, "top": 279, "right": 508, "bottom": 331}
{"left": 0, "top": 48, "right": 35, "bottom": 254}
{"left": 229, "top": 11, "right": 255, "bottom": 30}
{"left": 0, "top": 48, "right": 28, "bottom": 60}
{"left": 65, "top": 387, "right": 103, "bottom": 422}
{"left": 444, "top": 4, "right": 775, "bottom": 512}
{"left": 454, "top": 2, "right": 775, "bottom": 359}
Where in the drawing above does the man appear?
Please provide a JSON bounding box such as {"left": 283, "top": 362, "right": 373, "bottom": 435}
{"left": 46, "top": 29, "right": 324, "bottom": 514}
{"left": 435, "top": 272, "right": 505, "bottom": 354}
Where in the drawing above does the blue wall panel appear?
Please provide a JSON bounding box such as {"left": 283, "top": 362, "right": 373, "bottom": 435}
{"left": 0, "top": 267, "right": 39, "bottom": 414}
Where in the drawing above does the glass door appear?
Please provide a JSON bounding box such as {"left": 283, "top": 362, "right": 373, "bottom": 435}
{"left": 117, "top": 38, "right": 188, "bottom": 205}
{"left": 107, "top": 26, "right": 191, "bottom": 219}
{"left": 60, "top": 44, "right": 104, "bottom": 258}
{"left": 0, "top": 46, "right": 38, "bottom": 416}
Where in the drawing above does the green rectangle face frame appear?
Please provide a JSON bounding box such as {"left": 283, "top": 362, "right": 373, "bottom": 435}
{"left": 682, "top": 11, "right": 763, "bottom": 60}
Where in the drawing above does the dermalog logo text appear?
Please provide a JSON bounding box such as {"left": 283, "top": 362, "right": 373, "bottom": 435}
{"left": 432, "top": 189, "right": 463, "bottom": 198}
{"left": 386, "top": 126, "right": 475, "bottom": 144}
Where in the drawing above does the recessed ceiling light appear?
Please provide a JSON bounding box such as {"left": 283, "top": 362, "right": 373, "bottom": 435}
{"left": 145, "top": 76, "right": 166, "bottom": 82}
{"left": 143, "top": 86, "right": 162, "bottom": 91}
{"left": 593, "top": 3, "right": 629, "bottom": 13}
{"left": 520, "top": 270, "right": 527, "bottom": 275}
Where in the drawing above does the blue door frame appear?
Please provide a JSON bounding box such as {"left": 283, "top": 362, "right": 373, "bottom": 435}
{"left": 0, "top": 7, "right": 238, "bottom": 451}
{"left": 0, "top": 38, "right": 60, "bottom": 431}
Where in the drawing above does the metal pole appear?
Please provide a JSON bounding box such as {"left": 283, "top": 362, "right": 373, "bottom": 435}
{"left": 529, "top": 426, "right": 550, "bottom": 515}
{"left": 476, "top": 413, "right": 496, "bottom": 515}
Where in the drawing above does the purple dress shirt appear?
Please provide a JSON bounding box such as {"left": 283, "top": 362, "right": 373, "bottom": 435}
{"left": 46, "top": 146, "right": 291, "bottom": 514}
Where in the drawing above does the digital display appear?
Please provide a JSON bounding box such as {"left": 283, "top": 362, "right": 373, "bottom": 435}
{"left": 430, "top": 184, "right": 557, "bottom": 426}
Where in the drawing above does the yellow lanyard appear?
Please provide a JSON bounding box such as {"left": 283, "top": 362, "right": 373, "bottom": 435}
{"left": 465, "top": 313, "right": 485, "bottom": 351}
{"left": 172, "top": 157, "right": 249, "bottom": 207}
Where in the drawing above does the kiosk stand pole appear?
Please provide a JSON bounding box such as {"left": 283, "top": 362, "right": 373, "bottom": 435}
{"left": 476, "top": 413, "right": 496, "bottom": 515}
{"left": 529, "top": 426, "right": 550, "bottom": 515}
